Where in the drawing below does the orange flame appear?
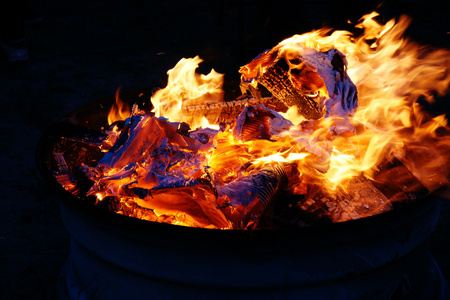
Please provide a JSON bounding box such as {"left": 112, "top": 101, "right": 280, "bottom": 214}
{"left": 107, "top": 88, "right": 130, "bottom": 125}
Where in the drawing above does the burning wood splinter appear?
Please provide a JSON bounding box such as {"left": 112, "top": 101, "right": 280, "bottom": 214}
{"left": 50, "top": 12, "right": 450, "bottom": 230}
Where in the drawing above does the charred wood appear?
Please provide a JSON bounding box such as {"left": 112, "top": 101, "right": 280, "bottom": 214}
{"left": 256, "top": 59, "right": 322, "bottom": 119}
{"left": 182, "top": 96, "right": 287, "bottom": 125}
{"left": 394, "top": 141, "right": 450, "bottom": 193}
{"left": 300, "top": 175, "right": 392, "bottom": 222}
{"left": 260, "top": 188, "right": 333, "bottom": 229}
{"left": 233, "top": 104, "right": 275, "bottom": 141}
{"left": 217, "top": 163, "right": 288, "bottom": 229}
{"left": 53, "top": 152, "right": 80, "bottom": 196}
{"left": 372, "top": 157, "right": 429, "bottom": 209}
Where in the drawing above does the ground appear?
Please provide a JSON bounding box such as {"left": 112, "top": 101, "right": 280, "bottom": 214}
{"left": 0, "top": 0, "right": 449, "bottom": 299}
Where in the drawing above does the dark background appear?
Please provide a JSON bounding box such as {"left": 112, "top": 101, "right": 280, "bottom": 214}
{"left": 0, "top": 0, "right": 449, "bottom": 299}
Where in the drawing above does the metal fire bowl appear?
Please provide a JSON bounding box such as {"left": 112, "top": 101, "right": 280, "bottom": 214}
{"left": 36, "top": 89, "right": 446, "bottom": 299}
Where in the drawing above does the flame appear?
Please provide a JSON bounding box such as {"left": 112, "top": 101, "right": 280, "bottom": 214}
{"left": 334, "top": 12, "right": 450, "bottom": 189}
{"left": 107, "top": 88, "right": 130, "bottom": 125}
{"left": 240, "top": 12, "right": 450, "bottom": 192}
{"left": 151, "top": 56, "right": 224, "bottom": 129}
{"left": 90, "top": 11, "right": 450, "bottom": 228}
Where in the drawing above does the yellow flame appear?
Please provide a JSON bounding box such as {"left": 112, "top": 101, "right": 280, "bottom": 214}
{"left": 268, "top": 12, "right": 450, "bottom": 190}
{"left": 151, "top": 56, "right": 224, "bottom": 129}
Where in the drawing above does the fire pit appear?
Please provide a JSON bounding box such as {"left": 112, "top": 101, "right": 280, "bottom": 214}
{"left": 36, "top": 12, "right": 449, "bottom": 299}
{"left": 36, "top": 93, "right": 445, "bottom": 298}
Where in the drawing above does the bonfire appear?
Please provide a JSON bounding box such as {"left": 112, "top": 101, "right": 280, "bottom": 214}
{"left": 55, "top": 12, "right": 450, "bottom": 230}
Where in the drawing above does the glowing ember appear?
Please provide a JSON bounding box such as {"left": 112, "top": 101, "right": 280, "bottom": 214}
{"left": 55, "top": 12, "right": 450, "bottom": 229}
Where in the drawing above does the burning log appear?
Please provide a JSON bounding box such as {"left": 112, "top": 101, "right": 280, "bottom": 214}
{"left": 233, "top": 104, "right": 275, "bottom": 141}
{"left": 335, "top": 176, "right": 393, "bottom": 222}
{"left": 216, "top": 163, "right": 288, "bottom": 229}
{"left": 53, "top": 152, "right": 80, "bottom": 195}
{"left": 297, "top": 154, "right": 434, "bottom": 224}
{"left": 231, "top": 103, "right": 293, "bottom": 142}
{"left": 372, "top": 157, "right": 429, "bottom": 208}
{"left": 52, "top": 130, "right": 105, "bottom": 198}
{"left": 299, "top": 174, "right": 393, "bottom": 223}
{"left": 182, "top": 96, "right": 288, "bottom": 125}
{"left": 239, "top": 43, "right": 358, "bottom": 120}
{"left": 393, "top": 140, "right": 450, "bottom": 194}
{"left": 255, "top": 58, "right": 323, "bottom": 119}
{"left": 54, "top": 152, "right": 69, "bottom": 174}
